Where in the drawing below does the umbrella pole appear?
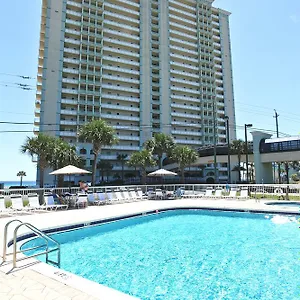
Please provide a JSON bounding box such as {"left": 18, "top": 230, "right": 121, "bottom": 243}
{"left": 69, "top": 174, "right": 71, "bottom": 193}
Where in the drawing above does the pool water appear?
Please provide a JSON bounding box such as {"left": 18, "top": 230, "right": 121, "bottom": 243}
{"left": 22, "top": 210, "right": 300, "bottom": 300}
{"left": 266, "top": 202, "right": 300, "bottom": 209}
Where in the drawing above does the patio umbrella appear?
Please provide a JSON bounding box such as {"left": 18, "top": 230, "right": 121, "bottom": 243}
{"left": 147, "top": 169, "right": 177, "bottom": 177}
{"left": 49, "top": 165, "right": 91, "bottom": 176}
{"left": 49, "top": 165, "right": 91, "bottom": 190}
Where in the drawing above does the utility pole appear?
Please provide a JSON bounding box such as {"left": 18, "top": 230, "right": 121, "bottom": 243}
{"left": 213, "top": 98, "right": 218, "bottom": 184}
{"left": 274, "top": 110, "right": 281, "bottom": 183}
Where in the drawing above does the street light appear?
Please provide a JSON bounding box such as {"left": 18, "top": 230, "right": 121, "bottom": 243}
{"left": 224, "top": 116, "right": 231, "bottom": 183}
{"left": 244, "top": 123, "right": 253, "bottom": 183}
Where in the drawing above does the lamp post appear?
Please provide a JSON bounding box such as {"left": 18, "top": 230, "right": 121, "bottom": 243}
{"left": 225, "top": 116, "right": 231, "bottom": 183}
{"left": 244, "top": 124, "right": 253, "bottom": 183}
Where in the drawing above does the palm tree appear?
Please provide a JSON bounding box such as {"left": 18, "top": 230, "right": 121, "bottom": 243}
{"left": 230, "top": 139, "right": 245, "bottom": 182}
{"left": 144, "top": 133, "right": 175, "bottom": 168}
{"left": 97, "top": 160, "right": 113, "bottom": 182}
{"left": 117, "top": 154, "right": 128, "bottom": 181}
{"left": 17, "top": 171, "right": 26, "bottom": 186}
{"left": 127, "top": 150, "right": 156, "bottom": 184}
{"left": 21, "top": 134, "right": 56, "bottom": 188}
{"left": 78, "top": 120, "right": 118, "bottom": 185}
{"left": 171, "top": 146, "right": 198, "bottom": 183}
{"left": 283, "top": 161, "right": 300, "bottom": 184}
{"left": 50, "top": 139, "right": 83, "bottom": 187}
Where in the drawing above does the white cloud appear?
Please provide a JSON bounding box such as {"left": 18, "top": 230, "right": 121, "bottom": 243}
{"left": 290, "top": 15, "right": 299, "bottom": 23}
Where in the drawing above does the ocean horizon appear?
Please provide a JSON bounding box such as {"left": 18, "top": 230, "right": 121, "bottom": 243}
{"left": 1, "top": 181, "right": 37, "bottom": 188}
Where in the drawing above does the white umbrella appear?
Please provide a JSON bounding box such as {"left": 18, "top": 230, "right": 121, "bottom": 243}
{"left": 49, "top": 165, "right": 91, "bottom": 175}
{"left": 147, "top": 169, "right": 177, "bottom": 177}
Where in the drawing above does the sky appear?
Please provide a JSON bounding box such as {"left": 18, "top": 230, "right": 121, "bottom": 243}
{"left": 0, "top": 0, "right": 300, "bottom": 181}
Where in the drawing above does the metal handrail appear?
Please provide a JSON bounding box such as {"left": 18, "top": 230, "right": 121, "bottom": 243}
{"left": 2, "top": 219, "right": 23, "bottom": 262}
{"left": 2, "top": 219, "right": 60, "bottom": 268}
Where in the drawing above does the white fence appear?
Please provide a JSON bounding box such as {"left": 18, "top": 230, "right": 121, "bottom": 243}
{"left": 1, "top": 184, "right": 300, "bottom": 200}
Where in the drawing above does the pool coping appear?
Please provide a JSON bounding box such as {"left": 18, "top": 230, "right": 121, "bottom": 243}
{"left": 2, "top": 199, "right": 300, "bottom": 299}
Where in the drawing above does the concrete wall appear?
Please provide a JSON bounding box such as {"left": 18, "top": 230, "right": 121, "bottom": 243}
{"left": 40, "top": 0, "right": 66, "bottom": 136}
{"left": 159, "top": 0, "right": 171, "bottom": 135}
{"left": 218, "top": 10, "right": 236, "bottom": 141}
{"left": 139, "top": 0, "right": 152, "bottom": 146}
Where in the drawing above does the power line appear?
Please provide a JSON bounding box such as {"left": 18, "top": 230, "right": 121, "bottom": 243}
{"left": 0, "top": 72, "right": 36, "bottom": 80}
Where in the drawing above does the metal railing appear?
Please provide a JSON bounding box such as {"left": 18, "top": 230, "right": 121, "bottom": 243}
{"left": 2, "top": 219, "right": 60, "bottom": 268}
{"left": 1, "top": 184, "right": 300, "bottom": 201}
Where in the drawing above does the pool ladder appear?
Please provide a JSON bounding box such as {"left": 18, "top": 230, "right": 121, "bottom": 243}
{"left": 2, "top": 219, "right": 61, "bottom": 268}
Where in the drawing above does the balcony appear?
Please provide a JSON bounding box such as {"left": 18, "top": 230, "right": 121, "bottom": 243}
{"left": 170, "top": 37, "right": 197, "bottom": 49}
{"left": 60, "top": 120, "right": 77, "bottom": 126}
{"left": 105, "top": 11, "right": 139, "bottom": 24}
{"left": 171, "top": 103, "right": 200, "bottom": 111}
{"left": 103, "top": 29, "right": 139, "bottom": 41}
{"left": 175, "top": 139, "right": 202, "bottom": 145}
{"left": 101, "top": 104, "right": 139, "bottom": 112}
{"left": 59, "top": 131, "right": 77, "bottom": 137}
{"left": 169, "top": 29, "right": 197, "bottom": 41}
{"left": 170, "top": 86, "right": 200, "bottom": 95}
{"left": 104, "top": 20, "right": 139, "bottom": 33}
{"left": 170, "top": 53, "right": 198, "bottom": 63}
{"left": 103, "top": 37, "right": 140, "bottom": 50}
{"left": 101, "top": 84, "right": 139, "bottom": 94}
{"left": 60, "top": 109, "right": 77, "bottom": 115}
{"left": 113, "top": 125, "right": 139, "bottom": 131}
{"left": 102, "top": 145, "right": 140, "bottom": 151}
{"left": 61, "top": 99, "right": 78, "bottom": 105}
{"left": 170, "top": 61, "right": 198, "bottom": 71}
{"left": 100, "top": 113, "right": 139, "bottom": 121}
{"left": 172, "top": 130, "right": 202, "bottom": 136}
{"left": 103, "top": 65, "right": 139, "bottom": 75}
{"left": 172, "top": 121, "right": 201, "bottom": 128}
{"left": 169, "top": 21, "right": 197, "bottom": 34}
{"left": 172, "top": 112, "right": 200, "bottom": 119}
{"left": 171, "top": 77, "right": 199, "bottom": 87}
{"left": 101, "top": 93, "right": 140, "bottom": 103}
{"left": 171, "top": 94, "right": 200, "bottom": 103}
{"left": 101, "top": 74, "right": 139, "bottom": 84}
{"left": 117, "top": 135, "right": 139, "bottom": 141}
{"left": 102, "top": 55, "right": 139, "bottom": 66}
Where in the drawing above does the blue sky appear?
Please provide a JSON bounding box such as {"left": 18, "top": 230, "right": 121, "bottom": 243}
{"left": 0, "top": 0, "right": 300, "bottom": 181}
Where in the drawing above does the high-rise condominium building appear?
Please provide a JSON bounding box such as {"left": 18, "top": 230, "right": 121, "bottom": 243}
{"left": 35, "top": 0, "right": 236, "bottom": 183}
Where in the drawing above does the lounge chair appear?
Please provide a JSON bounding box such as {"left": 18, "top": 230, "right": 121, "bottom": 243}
{"left": 121, "top": 190, "right": 131, "bottom": 202}
{"left": 106, "top": 191, "right": 118, "bottom": 204}
{"left": 27, "top": 193, "right": 48, "bottom": 211}
{"left": 213, "top": 189, "right": 223, "bottom": 199}
{"left": 136, "top": 189, "right": 147, "bottom": 201}
{"left": 87, "top": 193, "right": 99, "bottom": 205}
{"left": 44, "top": 194, "right": 68, "bottom": 210}
{"left": 202, "top": 189, "right": 213, "bottom": 198}
{"left": 224, "top": 190, "right": 237, "bottom": 199}
{"left": 0, "top": 195, "right": 12, "bottom": 216}
{"left": 97, "top": 192, "right": 107, "bottom": 205}
{"left": 238, "top": 189, "right": 249, "bottom": 200}
{"left": 75, "top": 193, "right": 88, "bottom": 208}
{"left": 10, "top": 194, "right": 33, "bottom": 213}
{"left": 115, "top": 191, "right": 125, "bottom": 203}
{"left": 128, "top": 190, "right": 137, "bottom": 201}
{"left": 155, "top": 189, "right": 164, "bottom": 200}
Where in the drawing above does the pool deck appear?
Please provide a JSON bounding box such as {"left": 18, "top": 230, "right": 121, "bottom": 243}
{"left": 0, "top": 198, "right": 299, "bottom": 300}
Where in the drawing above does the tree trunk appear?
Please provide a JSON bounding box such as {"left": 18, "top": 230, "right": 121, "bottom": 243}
{"left": 141, "top": 169, "right": 146, "bottom": 185}
{"left": 39, "top": 166, "right": 44, "bottom": 188}
{"left": 159, "top": 155, "right": 162, "bottom": 169}
{"left": 181, "top": 167, "right": 185, "bottom": 184}
{"left": 238, "top": 154, "right": 241, "bottom": 182}
{"left": 121, "top": 163, "right": 124, "bottom": 181}
{"left": 285, "top": 163, "right": 289, "bottom": 184}
{"left": 92, "top": 152, "right": 98, "bottom": 186}
{"left": 58, "top": 174, "right": 64, "bottom": 187}
{"left": 20, "top": 176, "right": 23, "bottom": 186}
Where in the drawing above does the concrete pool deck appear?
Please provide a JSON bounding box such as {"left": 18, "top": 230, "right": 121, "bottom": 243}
{"left": 0, "top": 198, "right": 299, "bottom": 300}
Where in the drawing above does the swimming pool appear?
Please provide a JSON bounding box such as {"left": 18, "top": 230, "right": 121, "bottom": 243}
{"left": 265, "top": 201, "right": 300, "bottom": 209}
{"left": 21, "top": 210, "right": 300, "bottom": 300}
